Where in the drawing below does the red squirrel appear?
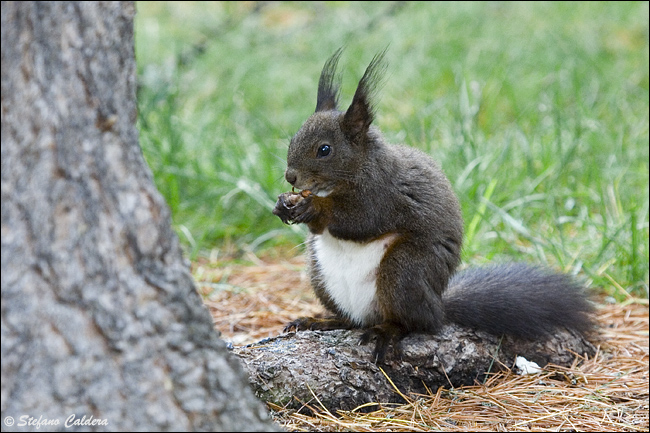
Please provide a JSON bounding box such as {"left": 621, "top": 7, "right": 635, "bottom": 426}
{"left": 273, "top": 48, "right": 594, "bottom": 362}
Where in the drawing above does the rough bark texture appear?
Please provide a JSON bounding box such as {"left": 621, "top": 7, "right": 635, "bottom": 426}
{"left": 1, "top": 2, "right": 278, "bottom": 431}
{"left": 234, "top": 326, "right": 596, "bottom": 412}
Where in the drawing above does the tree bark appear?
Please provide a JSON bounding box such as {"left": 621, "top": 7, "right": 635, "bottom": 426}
{"left": 1, "top": 2, "right": 278, "bottom": 431}
{"left": 234, "top": 327, "right": 596, "bottom": 412}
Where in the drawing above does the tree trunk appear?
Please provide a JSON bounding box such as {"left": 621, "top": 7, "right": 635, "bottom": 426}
{"left": 234, "top": 327, "right": 596, "bottom": 412}
{"left": 1, "top": 2, "right": 278, "bottom": 431}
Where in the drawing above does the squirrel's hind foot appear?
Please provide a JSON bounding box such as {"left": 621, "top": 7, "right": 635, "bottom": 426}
{"left": 360, "top": 323, "right": 408, "bottom": 364}
{"left": 283, "top": 316, "right": 352, "bottom": 333}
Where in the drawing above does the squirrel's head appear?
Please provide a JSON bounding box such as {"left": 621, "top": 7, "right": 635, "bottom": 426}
{"left": 285, "top": 48, "right": 387, "bottom": 197}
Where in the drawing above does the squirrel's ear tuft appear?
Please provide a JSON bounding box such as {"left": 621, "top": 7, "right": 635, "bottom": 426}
{"left": 316, "top": 48, "right": 343, "bottom": 112}
{"left": 342, "top": 49, "right": 387, "bottom": 141}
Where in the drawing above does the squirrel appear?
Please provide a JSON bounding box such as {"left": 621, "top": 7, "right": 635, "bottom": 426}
{"left": 273, "top": 48, "right": 594, "bottom": 362}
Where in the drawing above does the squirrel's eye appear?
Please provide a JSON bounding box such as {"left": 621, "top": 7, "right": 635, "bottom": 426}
{"left": 317, "top": 144, "right": 332, "bottom": 158}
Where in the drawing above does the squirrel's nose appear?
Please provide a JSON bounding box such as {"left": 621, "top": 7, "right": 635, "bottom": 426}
{"left": 285, "top": 168, "right": 298, "bottom": 186}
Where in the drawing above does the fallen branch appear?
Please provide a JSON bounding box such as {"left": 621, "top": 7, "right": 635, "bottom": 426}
{"left": 234, "top": 325, "right": 596, "bottom": 411}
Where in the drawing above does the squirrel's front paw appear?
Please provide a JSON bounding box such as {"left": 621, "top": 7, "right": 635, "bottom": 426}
{"left": 273, "top": 191, "right": 314, "bottom": 224}
{"left": 273, "top": 192, "right": 299, "bottom": 224}
{"left": 288, "top": 195, "right": 316, "bottom": 224}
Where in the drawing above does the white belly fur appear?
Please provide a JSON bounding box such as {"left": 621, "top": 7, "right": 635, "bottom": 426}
{"left": 312, "top": 229, "right": 397, "bottom": 326}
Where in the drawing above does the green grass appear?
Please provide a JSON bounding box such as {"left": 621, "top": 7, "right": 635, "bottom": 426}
{"left": 135, "top": 1, "right": 649, "bottom": 298}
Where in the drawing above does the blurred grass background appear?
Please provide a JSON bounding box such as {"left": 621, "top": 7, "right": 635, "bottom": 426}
{"left": 135, "top": 1, "right": 648, "bottom": 299}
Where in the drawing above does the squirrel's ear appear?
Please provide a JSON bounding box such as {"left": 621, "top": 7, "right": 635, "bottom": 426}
{"left": 342, "top": 49, "right": 387, "bottom": 141}
{"left": 316, "top": 48, "right": 343, "bottom": 112}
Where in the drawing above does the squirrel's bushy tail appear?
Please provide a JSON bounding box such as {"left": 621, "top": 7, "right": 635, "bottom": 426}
{"left": 443, "top": 263, "right": 594, "bottom": 338}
